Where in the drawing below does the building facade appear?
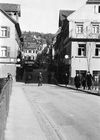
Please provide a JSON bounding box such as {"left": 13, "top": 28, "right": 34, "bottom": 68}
{"left": 0, "top": 3, "right": 22, "bottom": 79}
{"left": 54, "top": 0, "right": 100, "bottom": 84}
{"left": 66, "top": 0, "right": 100, "bottom": 80}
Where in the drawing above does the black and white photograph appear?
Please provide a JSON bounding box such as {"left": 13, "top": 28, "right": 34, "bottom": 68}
{"left": 0, "top": 0, "right": 100, "bottom": 140}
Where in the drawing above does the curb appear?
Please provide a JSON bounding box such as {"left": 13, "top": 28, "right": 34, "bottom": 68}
{"left": 57, "top": 84, "right": 100, "bottom": 96}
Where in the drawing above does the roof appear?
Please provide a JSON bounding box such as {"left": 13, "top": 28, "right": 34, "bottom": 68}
{"left": 0, "top": 8, "right": 21, "bottom": 38}
{"left": 67, "top": 3, "right": 100, "bottom": 21}
{"left": 0, "top": 3, "right": 21, "bottom": 16}
{"left": 86, "top": 0, "right": 100, "bottom": 4}
{"left": 59, "top": 10, "right": 74, "bottom": 27}
{"left": 24, "top": 42, "right": 40, "bottom": 49}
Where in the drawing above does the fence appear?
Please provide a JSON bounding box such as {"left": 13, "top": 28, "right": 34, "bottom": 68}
{"left": 0, "top": 78, "right": 12, "bottom": 140}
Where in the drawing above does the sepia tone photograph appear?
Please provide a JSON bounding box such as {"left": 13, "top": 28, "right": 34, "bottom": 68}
{"left": 0, "top": 0, "right": 100, "bottom": 140}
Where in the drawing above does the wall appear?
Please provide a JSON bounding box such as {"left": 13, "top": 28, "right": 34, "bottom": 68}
{"left": 71, "top": 41, "right": 100, "bottom": 77}
{"left": 0, "top": 11, "right": 20, "bottom": 78}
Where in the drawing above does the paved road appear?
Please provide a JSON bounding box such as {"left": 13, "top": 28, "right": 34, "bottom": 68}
{"left": 23, "top": 84, "right": 100, "bottom": 140}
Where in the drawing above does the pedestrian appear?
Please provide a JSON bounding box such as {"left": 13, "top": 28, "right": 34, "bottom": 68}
{"left": 7, "top": 73, "right": 12, "bottom": 81}
{"left": 86, "top": 71, "right": 93, "bottom": 90}
{"left": 38, "top": 72, "right": 43, "bottom": 86}
{"left": 81, "top": 74, "right": 86, "bottom": 90}
{"left": 74, "top": 73, "right": 81, "bottom": 89}
{"left": 64, "top": 73, "right": 69, "bottom": 86}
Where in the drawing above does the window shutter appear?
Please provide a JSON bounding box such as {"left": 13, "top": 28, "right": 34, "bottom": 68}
{"left": 78, "top": 48, "right": 81, "bottom": 55}
{"left": 95, "top": 48, "right": 98, "bottom": 56}
{"left": 7, "top": 27, "right": 10, "bottom": 38}
{"left": 7, "top": 47, "right": 10, "bottom": 57}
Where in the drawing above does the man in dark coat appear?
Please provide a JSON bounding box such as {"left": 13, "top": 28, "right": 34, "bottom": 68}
{"left": 86, "top": 71, "right": 93, "bottom": 90}
{"left": 38, "top": 72, "right": 43, "bottom": 86}
{"left": 81, "top": 74, "right": 86, "bottom": 90}
{"left": 74, "top": 73, "right": 81, "bottom": 89}
{"left": 64, "top": 73, "right": 69, "bottom": 86}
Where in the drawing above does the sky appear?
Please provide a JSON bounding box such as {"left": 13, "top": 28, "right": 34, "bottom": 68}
{"left": 0, "top": 0, "right": 87, "bottom": 33}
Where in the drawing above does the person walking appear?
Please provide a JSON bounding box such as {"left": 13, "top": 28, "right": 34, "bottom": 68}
{"left": 74, "top": 73, "right": 81, "bottom": 89}
{"left": 86, "top": 71, "right": 93, "bottom": 90}
{"left": 38, "top": 72, "right": 43, "bottom": 86}
{"left": 64, "top": 73, "right": 69, "bottom": 86}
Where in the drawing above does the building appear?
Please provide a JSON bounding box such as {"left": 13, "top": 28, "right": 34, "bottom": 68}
{"left": 54, "top": 0, "right": 100, "bottom": 83}
{"left": 23, "top": 43, "right": 39, "bottom": 61}
{"left": 67, "top": 0, "right": 100, "bottom": 79}
{"left": 0, "top": 3, "right": 22, "bottom": 79}
{"left": 0, "top": 3, "right": 21, "bottom": 22}
{"left": 54, "top": 10, "right": 74, "bottom": 83}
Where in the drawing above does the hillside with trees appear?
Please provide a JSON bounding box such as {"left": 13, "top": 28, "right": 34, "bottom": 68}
{"left": 22, "top": 31, "right": 54, "bottom": 47}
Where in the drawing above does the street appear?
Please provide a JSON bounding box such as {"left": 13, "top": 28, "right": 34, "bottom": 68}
{"left": 22, "top": 83, "right": 100, "bottom": 140}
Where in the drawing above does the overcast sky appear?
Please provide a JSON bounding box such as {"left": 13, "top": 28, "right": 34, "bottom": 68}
{"left": 0, "top": 0, "right": 87, "bottom": 33}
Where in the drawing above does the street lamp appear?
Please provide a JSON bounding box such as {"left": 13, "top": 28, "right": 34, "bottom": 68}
{"left": 17, "top": 58, "right": 21, "bottom": 62}
{"left": 65, "top": 55, "right": 69, "bottom": 59}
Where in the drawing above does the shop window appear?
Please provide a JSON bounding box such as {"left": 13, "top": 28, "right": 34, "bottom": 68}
{"left": 78, "top": 44, "right": 86, "bottom": 56}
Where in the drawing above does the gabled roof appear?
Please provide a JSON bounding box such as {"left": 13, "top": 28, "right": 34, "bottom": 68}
{"left": 67, "top": 4, "right": 100, "bottom": 21}
{"left": 0, "top": 3, "right": 21, "bottom": 16}
{"left": 86, "top": 0, "right": 100, "bottom": 4}
{"left": 59, "top": 10, "right": 74, "bottom": 27}
{"left": 0, "top": 8, "right": 21, "bottom": 38}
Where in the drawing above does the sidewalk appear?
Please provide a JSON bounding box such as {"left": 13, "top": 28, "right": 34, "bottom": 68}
{"left": 4, "top": 82, "right": 47, "bottom": 140}
{"left": 58, "top": 84, "right": 100, "bottom": 96}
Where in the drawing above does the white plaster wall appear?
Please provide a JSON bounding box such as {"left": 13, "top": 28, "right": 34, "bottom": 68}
{"left": 71, "top": 42, "right": 98, "bottom": 77}
{"left": 0, "top": 11, "right": 20, "bottom": 78}
{"left": 0, "top": 11, "right": 20, "bottom": 58}
{"left": 68, "top": 4, "right": 100, "bottom": 38}
{"left": 68, "top": 3, "right": 100, "bottom": 77}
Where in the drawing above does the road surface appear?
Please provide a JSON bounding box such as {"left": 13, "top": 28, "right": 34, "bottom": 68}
{"left": 22, "top": 84, "right": 100, "bottom": 140}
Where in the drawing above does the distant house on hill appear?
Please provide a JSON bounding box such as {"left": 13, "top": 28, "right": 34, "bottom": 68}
{"left": 23, "top": 43, "right": 40, "bottom": 61}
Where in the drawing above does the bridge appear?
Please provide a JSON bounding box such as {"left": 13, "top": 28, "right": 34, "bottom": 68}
{"left": 0, "top": 81, "right": 100, "bottom": 140}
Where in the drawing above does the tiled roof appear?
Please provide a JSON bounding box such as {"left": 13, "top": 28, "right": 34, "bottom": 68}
{"left": 0, "top": 8, "right": 21, "bottom": 38}
{"left": 0, "top": 3, "right": 21, "bottom": 16}
{"left": 59, "top": 10, "right": 74, "bottom": 27}
{"left": 86, "top": 0, "right": 100, "bottom": 4}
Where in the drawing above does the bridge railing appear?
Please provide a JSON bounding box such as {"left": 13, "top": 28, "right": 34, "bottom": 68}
{"left": 0, "top": 78, "right": 12, "bottom": 140}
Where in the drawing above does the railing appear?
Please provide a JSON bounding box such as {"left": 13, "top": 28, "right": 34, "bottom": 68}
{"left": 0, "top": 78, "right": 12, "bottom": 140}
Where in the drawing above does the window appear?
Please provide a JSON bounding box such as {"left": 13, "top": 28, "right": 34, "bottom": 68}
{"left": 31, "top": 56, "right": 34, "bottom": 60}
{"left": 76, "top": 24, "right": 83, "bottom": 34}
{"left": 29, "top": 50, "right": 31, "bottom": 53}
{"left": 98, "top": 6, "right": 100, "bottom": 13}
{"left": 95, "top": 44, "right": 100, "bottom": 56}
{"left": 0, "top": 26, "right": 10, "bottom": 37}
{"left": 26, "top": 50, "right": 28, "bottom": 53}
{"left": 0, "top": 46, "right": 10, "bottom": 57}
{"left": 92, "top": 24, "right": 99, "bottom": 34}
{"left": 78, "top": 44, "right": 86, "bottom": 56}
